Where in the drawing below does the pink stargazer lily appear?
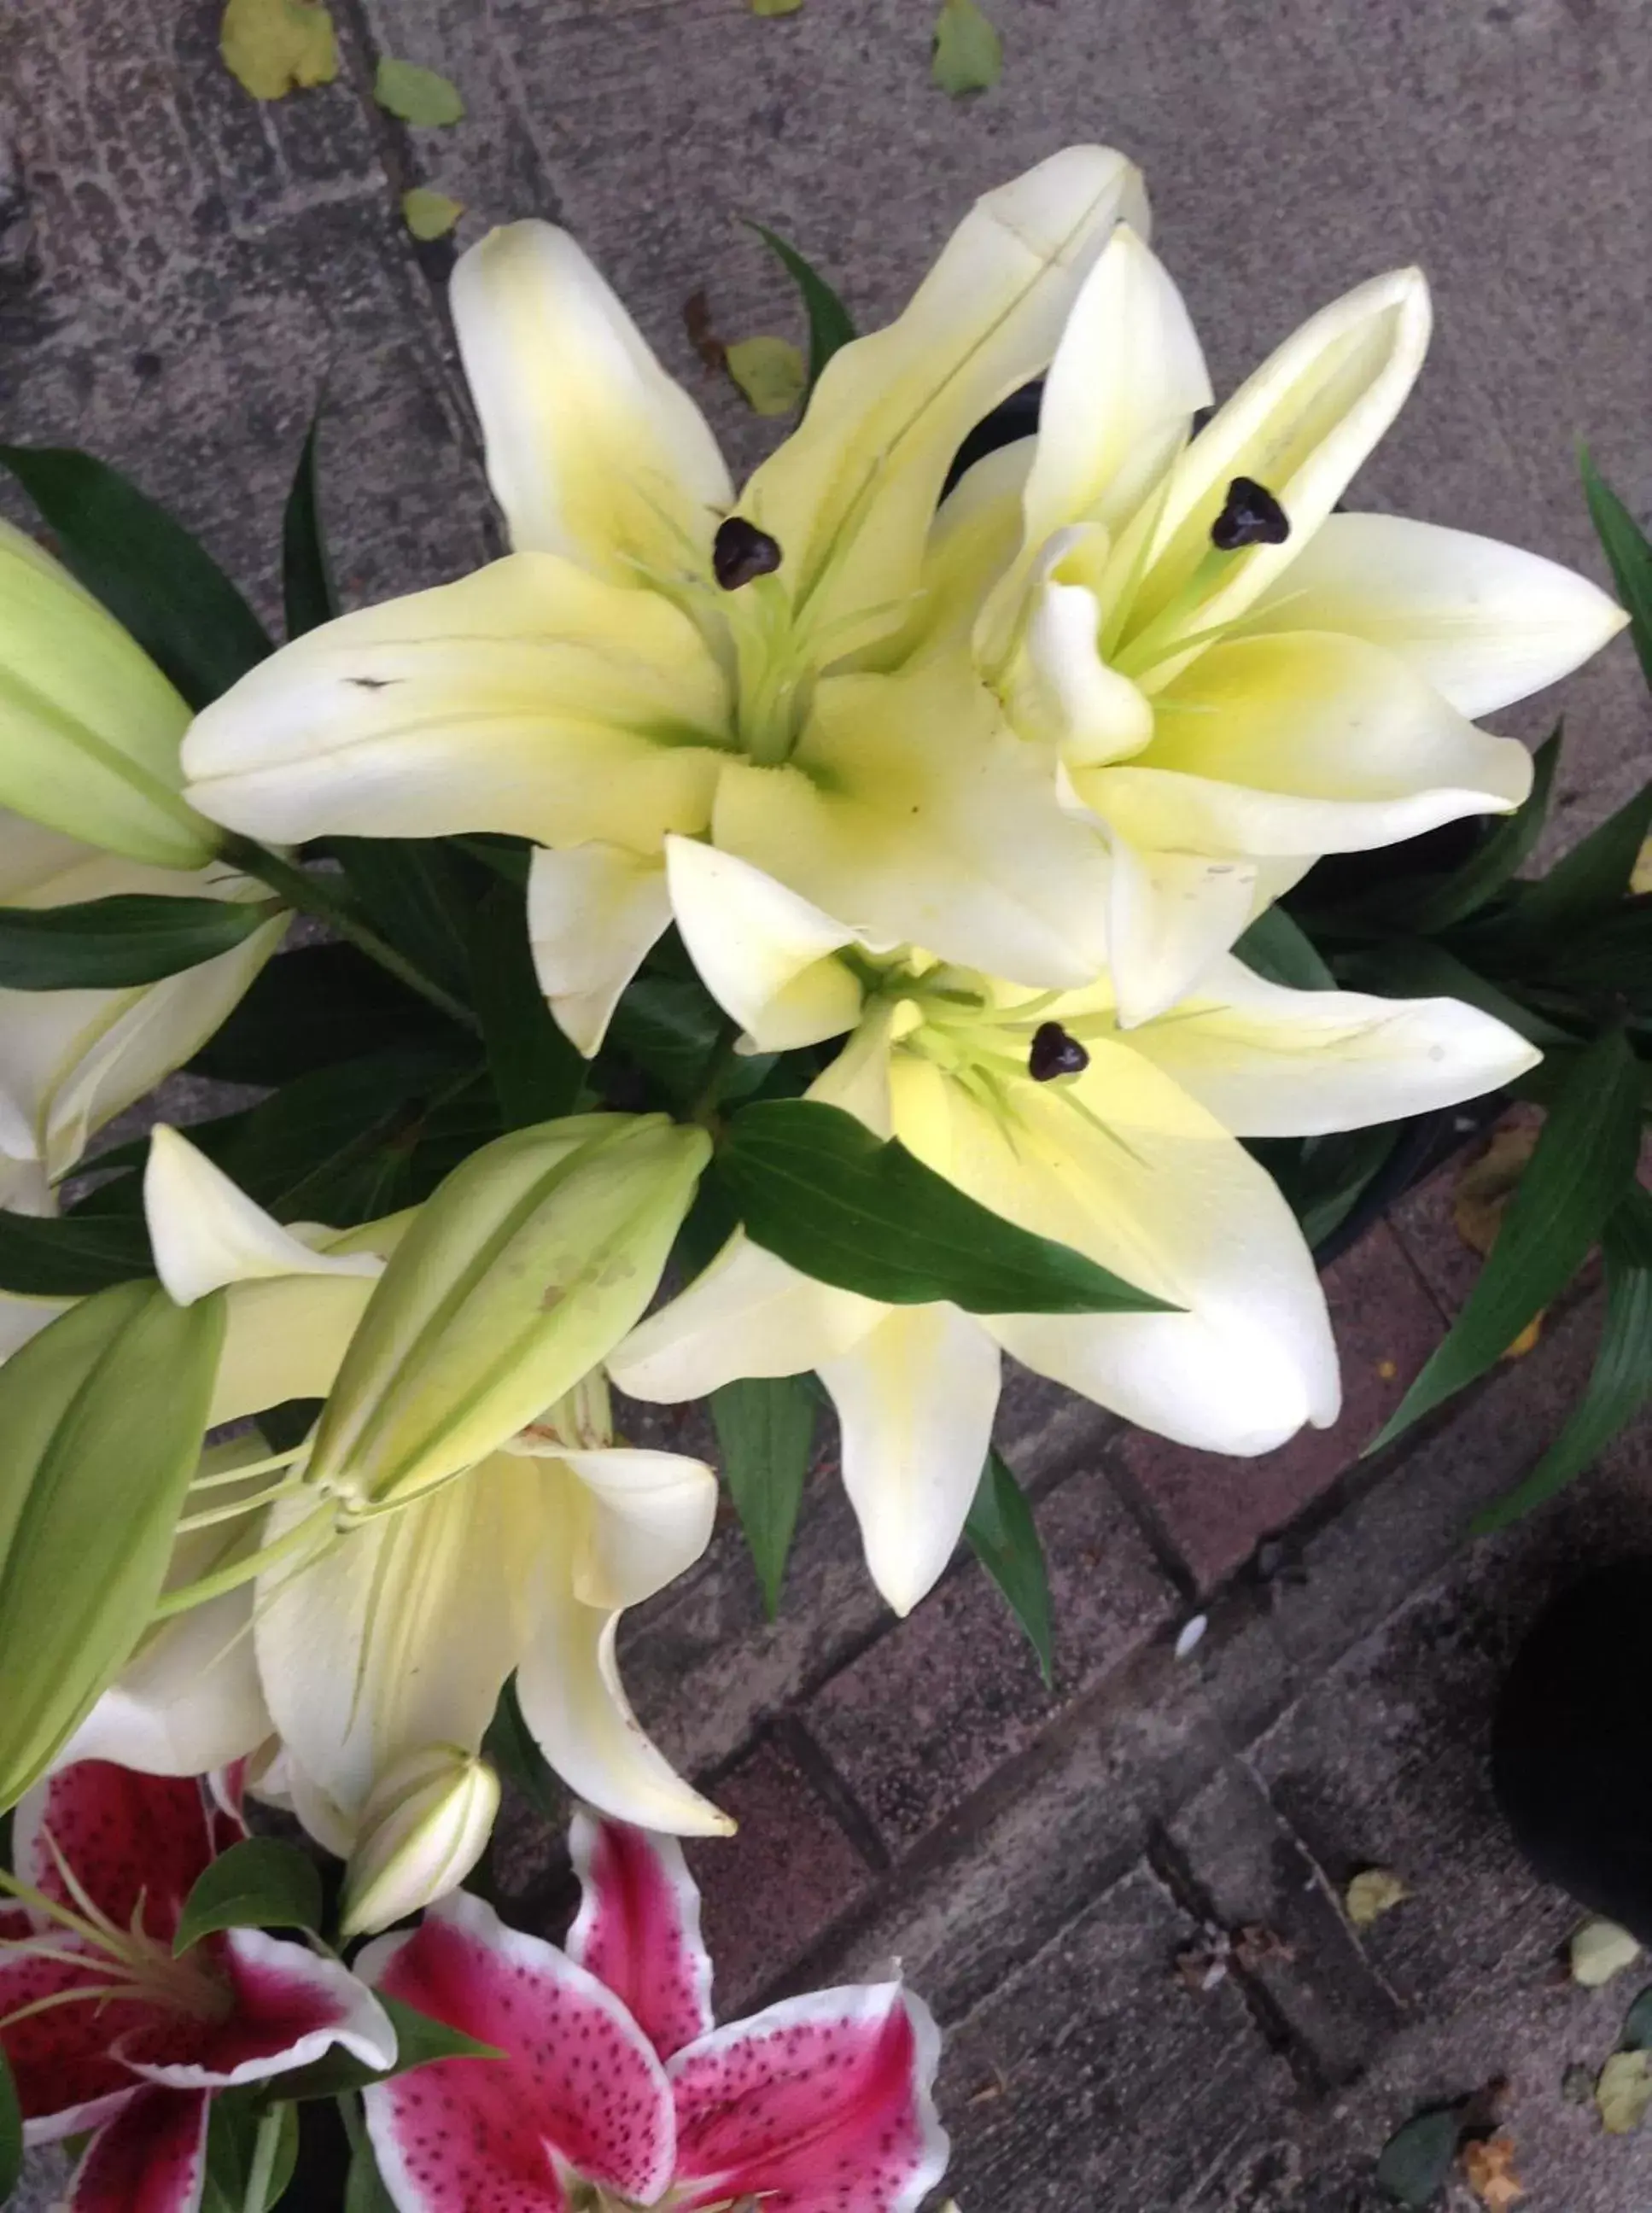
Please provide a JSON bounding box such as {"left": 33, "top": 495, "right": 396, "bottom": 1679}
{"left": 0, "top": 1760, "right": 395, "bottom": 2212}
{"left": 359, "top": 1810, "right": 949, "bottom": 2211}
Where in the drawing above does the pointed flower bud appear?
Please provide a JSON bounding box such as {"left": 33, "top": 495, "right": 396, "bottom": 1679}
{"left": 306, "top": 1112, "right": 710, "bottom": 1512}
{"left": 0, "top": 520, "right": 219, "bottom": 868}
{"left": 340, "top": 1745, "right": 501, "bottom": 1936}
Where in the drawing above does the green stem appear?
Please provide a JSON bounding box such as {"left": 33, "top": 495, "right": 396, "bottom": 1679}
{"left": 242, "top": 2103, "right": 285, "bottom": 2213}
{"left": 688, "top": 1019, "right": 742, "bottom": 1128}
{"left": 220, "top": 834, "right": 481, "bottom": 1035}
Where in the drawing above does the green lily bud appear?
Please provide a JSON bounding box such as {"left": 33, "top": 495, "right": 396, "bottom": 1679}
{"left": 0, "top": 520, "right": 218, "bottom": 870}
{"left": 340, "top": 1745, "right": 501, "bottom": 1936}
{"left": 306, "top": 1112, "right": 710, "bottom": 1512}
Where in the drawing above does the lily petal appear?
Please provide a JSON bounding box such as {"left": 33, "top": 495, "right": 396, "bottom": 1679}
{"left": 1104, "top": 836, "right": 1259, "bottom": 1027}
{"left": 1095, "top": 630, "right": 1533, "bottom": 858}
{"left": 610, "top": 1232, "right": 884, "bottom": 1403}
{"left": 14, "top": 1763, "right": 213, "bottom": 1938}
{"left": 1123, "top": 266, "right": 1432, "bottom": 640}
{"left": 557, "top": 1448, "right": 718, "bottom": 1611}
{"left": 527, "top": 843, "right": 673, "bottom": 1055}
{"left": 515, "top": 1561, "right": 732, "bottom": 1839}
{"left": 669, "top": 1982, "right": 948, "bottom": 2213}
{"left": 714, "top": 661, "right": 1112, "bottom": 989}
{"left": 360, "top": 1889, "right": 677, "bottom": 2208}
{"left": 1126, "top": 955, "right": 1542, "bottom": 1134}
{"left": 870, "top": 440, "right": 1034, "bottom": 670}
{"left": 144, "top": 1125, "right": 384, "bottom": 1305}
{"left": 0, "top": 1943, "right": 150, "bottom": 2138}
{"left": 207, "top": 1272, "right": 384, "bottom": 1428}
{"left": 1241, "top": 510, "right": 1629, "bottom": 718}
{"left": 566, "top": 1812, "right": 714, "bottom": 2063}
{"left": 1023, "top": 224, "right": 1211, "bottom": 552}
{"left": 816, "top": 1305, "right": 1001, "bottom": 1618}
{"left": 1002, "top": 574, "right": 1155, "bottom": 766}
{"left": 741, "top": 146, "right": 1146, "bottom": 650}
{"left": 183, "top": 555, "right": 730, "bottom": 850}
{"left": 666, "top": 836, "right": 867, "bottom": 1051}
{"left": 65, "top": 2087, "right": 209, "bottom": 2213}
{"left": 452, "top": 219, "right": 733, "bottom": 582}
{"left": 120, "top": 1927, "right": 397, "bottom": 2087}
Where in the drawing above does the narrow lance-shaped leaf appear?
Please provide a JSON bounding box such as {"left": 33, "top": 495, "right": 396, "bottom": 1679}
{"left": 1471, "top": 1186, "right": 1652, "bottom": 1533}
{"left": 1233, "top": 905, "right": 1335, "bottom": 991}
{"left": 1368, "top": 1027, "right": 1644, "bottom": 1453}
{"left": 1477, "top": 769, "right": 1652, "bottom": 955}
{"left": 1581, "top": 447, "right": 1652, "bottom": 686}
{"left": 466, "top": 880, "right": 585, "bottom": 1130}
{"left": 0, "top": 1280, "right": 226, "bottom": 1807}
{"left": 482, "top": 1673, "right": 563, "bottom": 1824}
{"left": 0, "top": 893, "right": 281, "bottom": 990}
{"left": 0, "top": 1209, "right": 154, "bottom": 1296}
{"left": 282, "top": 412, "right": 339, "bottom": 640}
{"left": 721, "top": 1099, "right": 1177, "bottom": 1314}
{"left": 710, "top": 1374, "right": 815, "bottom": 1617}
{"left": 345, "top": 2137, "right": 400, "bottom": 2213}
{"left": 748, "top": 224, "right": 857, "bottom": 395}
{"left": 173, "top": 1836, "right": 324, "bottom": 1954}
{"left": 965, "top": 1450, "right": 1053, "bottom": 1685}
{"left": 1411, "top": 725, "right": 1563, "bottom": 933}
{"left": 0, "top": 446, "right": 271, "bottom": 708}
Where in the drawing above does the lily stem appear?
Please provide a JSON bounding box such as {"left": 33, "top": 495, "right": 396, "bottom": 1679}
{"left": 242, "top": 2104, "right": 285, "bottom": 2213}
{"left": 219, "top": 834, "right": 481, "bottom": 1036}
{"left": 688, "top": 1019, "right": 743, "bottom": 1129}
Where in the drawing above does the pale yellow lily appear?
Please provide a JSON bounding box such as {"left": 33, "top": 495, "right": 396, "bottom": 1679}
{"left": 0, "top": 812, "right": 286, "bottom": 1211}
{"left": 928, "top": 225, "right": 1628, "bottom": 1023}
{"left": 180, "top": 149, "right": 1152, "bottom": 1048}
{"left": 62, "top": 1124, "right": 730, "bottom": 1864}
{"left": 613, "top": 865, "right": 1541, "bottom": 1614}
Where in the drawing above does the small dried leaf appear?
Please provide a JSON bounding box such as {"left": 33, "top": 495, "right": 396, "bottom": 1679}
{"left": 1596, "top": 2047, "right": 1652, "bottom": 2134}
{"left": 1461, "top": 2134, "right": 1525, "bottom": 2211}
{"left": 1571, "top": 1916, "right": 1641, "bottom": 1988}
{"left": 1503, "top": 1311, "right": 1544, "bottom": 1359}
{"left": 683, "top": 291, "right": 726, "bottom": 372}
{"left": 220, "top": 0, "right": 337, "bottom": 100}
{"left": 931, "top": 0, "right": 1001, "bottom": 94}
{"left": 401, "top": 188, "right": 464, "bottom": 241}
{"left": 1632, "top": 834, "right": 1652, "bottom": 896}
{"left": 1453, "top": 1122, "right": 1540, "bottom": 1258}
{"left": 725, "top": 336, "right": 807, "bottom": 418}
{"left": 1346, "top": 1868, "right": 1410, "bottom": 1928}
{"left": 750, "top": 0, "right": 803, "bottom": 14}
{"left": 374, "top": 57, "right": 465, "bottom": 126}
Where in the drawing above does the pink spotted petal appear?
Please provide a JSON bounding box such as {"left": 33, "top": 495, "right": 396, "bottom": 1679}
{"left": 117, "top": 1926, "right": 396, "bottom": 2089}
{"left": 565, "top": 1811, "right": 713, "bottom": 2062}
{"left": 67, "top": 2087, "right": 209, "bottom": 2213}
{"left": 669, "top": 1983, "right": 949, "bottom": 2213}
{"left": 0, "top": 1941, "right": 159, "bottom": 2136}
{"left": 359, "top": 1890, "right": 675, "bottom": 2211}
{"left": 15, "top": 1764, "right": 213, "bottom": 1944}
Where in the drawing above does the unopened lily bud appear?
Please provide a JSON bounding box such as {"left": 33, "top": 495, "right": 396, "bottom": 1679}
{"left": 0, "top": 520, "right": 219, "bottom": 869}
{"left": 341, "top": 1746, "right": 500, "bottom": 1936}
{"left": 306, "top": 1112, "right": 710, "bottom": 1511}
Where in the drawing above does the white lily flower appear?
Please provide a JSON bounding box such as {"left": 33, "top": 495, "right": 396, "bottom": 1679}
{"left": 950, "top": 225, "right": 1628, "bottom": 1023}
{"left": 612, "top": 908, "right": 1540, "bottom": 1616}
{"left": 67, "top": 1124, "right": 729, "bottom": 1848}
{"left": 181, "top": 150, "right": 1151, "bottom": 1044}
{"left": 0, "top": 815, "right": 285, "bottom": 1205}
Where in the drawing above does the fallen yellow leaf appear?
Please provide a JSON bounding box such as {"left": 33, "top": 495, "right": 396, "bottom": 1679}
{"left": 1453, "top": 1121, "right": 1540, "bottom": 1258}
{"left": 1346, "top": 1867, "right": 1410, "bottom": 1927}
{"left": 1597, "top": 2047, "right": 1652, "bottom": 2134}
{"left": 725, "top": 336, "right": 806, "bottom": 417}
{"left": 1632, "top": 834, "right": 1652, "bottom": 896}
{"left": 402, "top": 188, "right": 464, "bottom": 242}
{"left": 1462, "top": 2134, "right": 1526, "bottom": 2210}
{"left": 1570, "top": 1916, "right": 1641, "bottom": 1987}
{"left": 219, "top": 0, "right": 337, "bottom": 100}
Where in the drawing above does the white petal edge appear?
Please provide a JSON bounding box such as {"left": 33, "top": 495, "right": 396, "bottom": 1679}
{"left": 528, "top": 842, "right": 673, "bottom": 1056}
{"left": 667, "top": 835, "right": 867, "bottom": 1051}
{"left": 144, "top": 1125, "right": 383, "bottom": 1305}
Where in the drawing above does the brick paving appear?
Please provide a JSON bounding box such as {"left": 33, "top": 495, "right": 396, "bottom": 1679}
{"left": 4, "top": 1, "right": 1650, "bottom": 2203}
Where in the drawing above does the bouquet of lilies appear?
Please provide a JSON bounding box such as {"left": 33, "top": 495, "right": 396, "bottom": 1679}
{"left": 0, "top": 139, "right": 1645, "bottom": 2207}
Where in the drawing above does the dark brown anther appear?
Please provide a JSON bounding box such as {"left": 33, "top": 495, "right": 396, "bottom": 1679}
{"left": 713, "top": 517, "right": 783, "bottom": 590}
{"left": 1210, "top": 476, "right": 1290, "bottom": 551}
{"left": 1028, "top": 1021, "right": 1089, "bottom": 1082}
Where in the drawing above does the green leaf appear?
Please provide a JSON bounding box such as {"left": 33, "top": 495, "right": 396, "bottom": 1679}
{"left": 190, "top": 943, "right": 464, "bottom": 1086}
{"left": 402, "top": 187, "right": 464, "bottom": 241}
{"left": 324, "top": 838, "right": 476, "bottom": 999}
{"left": 604, "top": 961, "right": 732, "bottom": 1107}
{"left": 374, "top": 56, "right": 464, "bottom": 124}
{"left": 282, "top": 413, "right": 337, "bottom": 640}
{"left": 173, "top": 1836, "right": 324, "bottom": 1954}
{"left": 270, "top": 1991, "right": 503, "bottom": 2101}
{"left": 0, "top": 447, "right": 271, "bottom": 709}
{"left": 465, "top": 882, "right": 585, "bottom": 1130}
{"left": 1233, "top": 906, "right": 1336, "bottom": 991}
{"left": 1581, "top": 447, "right": 1652, "bottom": 686}
{"left": 1374, "top": 2106, "right": 1459, "bottom": 2205}
{"left": 965, "top": 1450, "right": 1053, "bottom": 1684}
{"left": 1469, "top": 1184, "right": 1652, "bottom": 1531}
{"left": 1622, "top": 1984, "right": 1652, "bottom": 2052}
{"left": 1484, "top": 772, "right": 1652, "bottom": 955}
{"left": 1369, "top": 1027, "right": 1644, "bottom": 1453}
{"left": 749, "top": 225, "right": 856, "bottom": 395}
{"left": 709, "top": 1375, "right": 814, "bottom": 1616}
{"left": 1332, "top": 938, "right": 1573, "bottom": 1049}
{"left": 219, "top": 0, "right": 338, "bottom": 100}
{"left": 345, "top": 2136, "right": 399, "bottom": 2213}
{"left": 1407, "top": 727, "right": 1563, "bottom": 931}
{"left": 0, "top": 2049, "right": 20, "bottom": 2204}
{"left": 0, "top": 1207, "right": 153, "bottom": 1295}
{"left": 931, "top": 0, "right": 1001, "bottom": 93}
{"left": 202, "top": 2092, "right": 299, "bottom": 2213}
{"left": 0, "top": 1282, "right": 225, "bottom": 1807}
{"left": 726, "top": 336, "right": 807, "bottom": 418}
{"left": 1292, "top": 1125, "right": 1400, "bottom": 1254}
{"left": 482, "top": 1673, "right": 563, "bottom": 1823}
{"left": 721, "top": 1099, "right": 1176, "bottom": 1314}
{"left": 0, "top": 893, "right": 279, "bottom": 990}
{"left": 750, "top": 0, "right": 803, "bottom": 13}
